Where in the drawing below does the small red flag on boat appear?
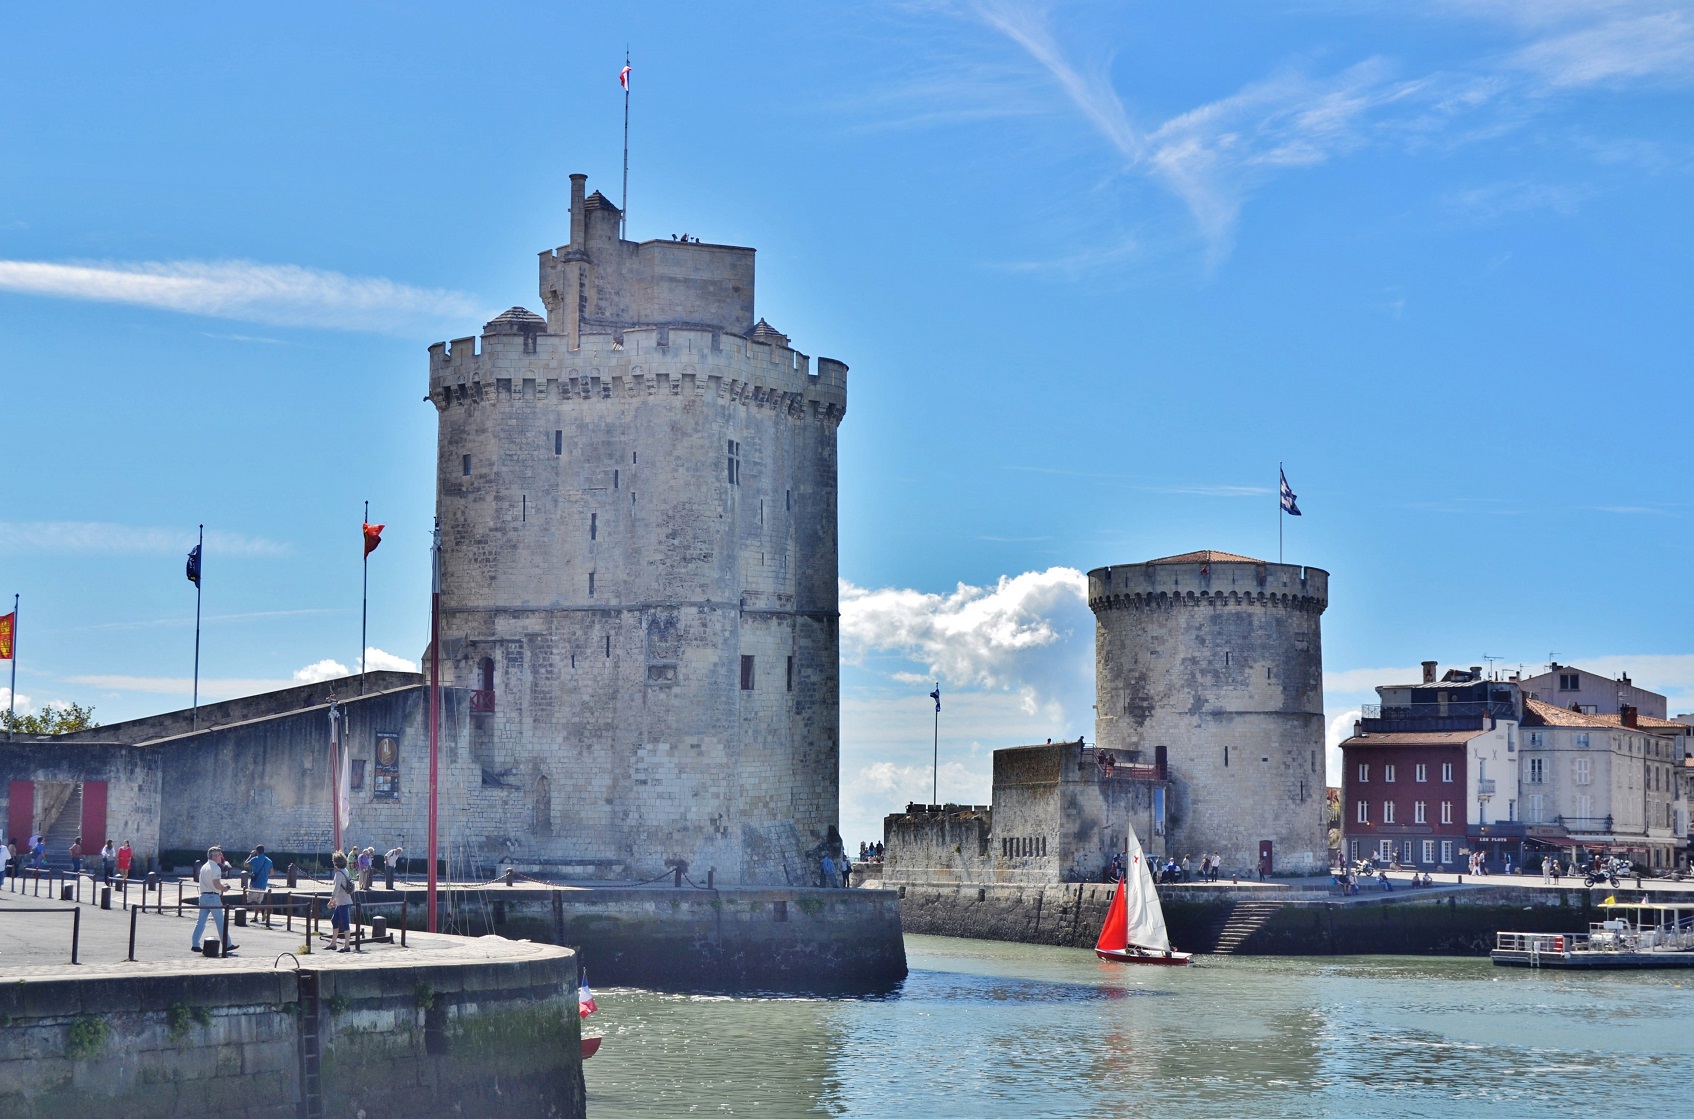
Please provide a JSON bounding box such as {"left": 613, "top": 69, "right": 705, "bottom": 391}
{"left": 363, "top": 522, "right": 384, "bottom": 557}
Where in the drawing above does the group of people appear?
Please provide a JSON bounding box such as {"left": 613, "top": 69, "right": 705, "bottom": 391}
{"left": 857, "top": 842, "right": 884, "bottom": 860}
{"left": 185, "top": 842, "right": 405, "bottom": 956}
{"left": 820, "top": 850, "right": 852, "bottom": 888}
{"left": 1109, "top": 851, "right": 1225, "bottom": 884}
{"left": 2, "top": 834, "right": 135, "bottom": 886}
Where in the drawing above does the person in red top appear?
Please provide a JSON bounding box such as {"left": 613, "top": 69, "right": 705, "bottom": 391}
{"left": 116, "top": 840, "right": 133, "bottom": 881}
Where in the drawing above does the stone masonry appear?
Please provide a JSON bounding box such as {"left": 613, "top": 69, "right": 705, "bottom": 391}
{"left": 428, "top": 175, "right": 848, "bottom": 885}
{"left": 1089, "top": 551, "right": 1329, "bottom": 874}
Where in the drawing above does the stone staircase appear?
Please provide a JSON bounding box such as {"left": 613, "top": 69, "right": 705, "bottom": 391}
{"left": 1208, "top": 901, "right": 1284, "bottom": 954}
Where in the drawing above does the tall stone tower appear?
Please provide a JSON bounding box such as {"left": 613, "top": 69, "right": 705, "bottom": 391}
{"left": 1087, "top": 551, "right": 1328, "bottom": 874}
{"left": 427, "top": 175, "right": 847, "bottom": 884}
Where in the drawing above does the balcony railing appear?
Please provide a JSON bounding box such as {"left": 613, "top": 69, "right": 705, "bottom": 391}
{"left": 470, "top": 689, "right": 496, "bottom": 714}
{"left": 1476, "top": 779, "right": 1497, "bottom": 795}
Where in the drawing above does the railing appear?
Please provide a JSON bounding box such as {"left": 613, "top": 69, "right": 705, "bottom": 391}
{"left": 1359, "top": 701, "right": 1518, "bottom": 732}
{"left": 470, "top": 689, "right": 495, "bottom": 713}
{"left": 1477, "top": 779, "right": 1497, "bottom": 795}
{"left": 1497, "top": 931, "right": 1586, "bottom": 954}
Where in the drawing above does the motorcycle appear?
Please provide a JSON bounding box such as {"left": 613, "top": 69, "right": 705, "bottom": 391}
{"left": 1581, "top": 861, "right": 1620, "bottom": 888}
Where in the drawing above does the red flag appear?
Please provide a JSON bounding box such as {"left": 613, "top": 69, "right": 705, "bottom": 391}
{"left": 0, "top": 612, "right": 13, "bottom": 660}
{"left": 363, "top": 522, "right": 384, "bottom": 558}
{"left": 619, "top": 64, "right": 631, "bottom": 90}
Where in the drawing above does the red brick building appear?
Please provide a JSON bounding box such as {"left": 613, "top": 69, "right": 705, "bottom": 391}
{"left": 1339, "top": 730, "right": 1474, "bottom": 869}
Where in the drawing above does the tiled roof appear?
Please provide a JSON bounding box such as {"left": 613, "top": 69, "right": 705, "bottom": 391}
{"left": 1521, "top": 697, "right": 1686, "bottom": 732}
{"left": 484, "top": 306, "right": 546, "bottom": 333}
{"left": 747, "top": 318, "right": 789, "bottom": 345}
{"left": 1340, "top": 730, "right": 1487, "bottom": 748}
{"left": 1145, "top": 549, "right": 1266, "bottom": 565}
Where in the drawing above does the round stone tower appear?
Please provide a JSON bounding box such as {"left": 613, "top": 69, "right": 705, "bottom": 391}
{"left": 426, "top": 174, "right": 847, "bottom": 884}
{"left": 1088, "top": 550, "right": 1328, "bottom": 874}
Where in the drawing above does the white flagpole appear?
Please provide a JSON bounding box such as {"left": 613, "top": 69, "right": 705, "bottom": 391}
{"left": 193, "top": 524, "right": 203, "bottom": 730}
{"left": 621, "top": 48, "right": 631, "bottom": 238}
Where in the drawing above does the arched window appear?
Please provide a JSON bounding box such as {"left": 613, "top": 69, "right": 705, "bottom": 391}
{"left": 533, "top": 775, "right": 552, "bottom": 837}
{"left": 471, "top": 656, "right": 496, "bottom": 713}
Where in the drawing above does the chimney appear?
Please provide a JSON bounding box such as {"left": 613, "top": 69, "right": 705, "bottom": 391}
{"left": 569, "top": 173, "right": 587, "bottom": 248}
{"left": 1621, "top": 705, "right": 1638, "bottom": 728}
{"left": 1470, "top": 666, "right": 1482, "bottom": 681}
{"left": 1354, "top": 719, "right": 1364, "bottom": 738}
{"left": 1422, "top": 660, "right": 1437, "bottom": 685}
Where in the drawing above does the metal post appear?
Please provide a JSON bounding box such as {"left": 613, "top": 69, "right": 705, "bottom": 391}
{"left": 399, "top": 895, "right": 407, "bottom": 948}
{"left": 128, "top": 903, "right": 139, "bottom": 962}
{"left": 361, "top": 500, "right": 369, "bottom": 695}
{"left": 192, "top": 525, "right": 202, "bottom": 731}
{"left": 5, "top": 593, "right": 16, "bottom": 741}
{"left": 427, "top": 523, "right": 441, "bottom": 933}
{"left": 70, "top": 908, "right": 80, "bottom": 965}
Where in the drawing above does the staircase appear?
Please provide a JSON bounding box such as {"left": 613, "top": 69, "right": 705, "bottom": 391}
{"left": 1209, "top": 901, "right": 1283, "bottom": 955}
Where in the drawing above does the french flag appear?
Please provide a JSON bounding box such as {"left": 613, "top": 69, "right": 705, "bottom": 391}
{"left": 579, "top": 980, "right": 598, "bottom": 1018}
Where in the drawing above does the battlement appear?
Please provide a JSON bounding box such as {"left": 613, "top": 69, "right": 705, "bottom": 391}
{"left": 1087, "top": 559, "right": 1328, "bottom": 614}
{"left": 426, "top": 323, "right": 846, "bottom": 423}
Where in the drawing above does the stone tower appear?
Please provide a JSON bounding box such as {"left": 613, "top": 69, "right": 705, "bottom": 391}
{"left": 427, "top": 175, "right": 847, "bottom": 884}
{"left": 1087, "top": 551, "right": 1328, "bottom": 874}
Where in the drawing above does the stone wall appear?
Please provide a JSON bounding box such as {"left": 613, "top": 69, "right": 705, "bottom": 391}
{"left": 1089, "top": 558, "right": 1330, "bottom": 873}
{"left": 427, "top": 175, "right": 847, "bottom": 886}
{"left": 0, "top": 949, "right": 584, "bottom": 1119}
{"left": 1, "top": 742, "right": 161, "bottom": 855}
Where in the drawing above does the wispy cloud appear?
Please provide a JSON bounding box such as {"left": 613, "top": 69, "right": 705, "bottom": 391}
{"left": 75, "top": 608, "right": 345, "bottom": 632}
{"left": 0, "top": 521, "right": 289, "bottom": 557}
{"left": 1005, "top": 465, "right": 1270, "bottom": 495}
{"left": 0, "top": 259, "right": 480, "bottom": 333}
{"left": 1442, "top": 179, "right": 1593, "bottom": 221}
{"left": 65, "top": 674, "right": 296, "bottom": 697}
{"left": 1507, "top": 9, "right": 1694, "bottom": 90}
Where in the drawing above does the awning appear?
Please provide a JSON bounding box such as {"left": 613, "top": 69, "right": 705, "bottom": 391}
{"left": 1525, "top": 836, "right": 1579, "bottom": 848}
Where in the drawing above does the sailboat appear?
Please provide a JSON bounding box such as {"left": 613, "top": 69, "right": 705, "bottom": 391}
{"left": 1094, "top": 824, "right": 1192, "bottom": 966}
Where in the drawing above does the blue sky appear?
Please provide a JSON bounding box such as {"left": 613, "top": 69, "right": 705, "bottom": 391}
{"left": 3, "top": 2, "right": 1693, "bottom": 845}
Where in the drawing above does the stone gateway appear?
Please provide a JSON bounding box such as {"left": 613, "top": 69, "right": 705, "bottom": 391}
{"left": 1088, "top": 551, "right": 1329, "bottom": 874}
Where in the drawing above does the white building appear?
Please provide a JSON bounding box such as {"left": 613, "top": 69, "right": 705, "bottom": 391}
{"left": 1518, "top": 663, "right": 1667, "bottom": 719}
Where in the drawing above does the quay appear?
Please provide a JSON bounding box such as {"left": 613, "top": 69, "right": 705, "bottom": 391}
{"left": 0, "top": 877, "right": 586, "bottom": 1119}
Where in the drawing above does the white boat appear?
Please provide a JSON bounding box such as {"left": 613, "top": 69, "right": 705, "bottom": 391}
{"left": 1492, "top": 900, "right": 1694, "bottom": 970}
{"left": 1094, "top": 823, "right": 1192, "bottom": 967}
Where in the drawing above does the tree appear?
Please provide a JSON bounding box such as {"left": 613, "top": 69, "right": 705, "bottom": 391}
{"left": 1, "top": 703, "right": 100, "bottom": 735}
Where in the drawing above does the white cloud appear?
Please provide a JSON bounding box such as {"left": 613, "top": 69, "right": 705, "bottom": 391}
{"left": 0, "top": 689, "right": 32, "bottom": 715}
{"left": 360, "top": 647, "right": 418, "bottom": 673}
{"left": 0, "top": 521, "right": 288, "bottom": 558}
{"left": 1443, "top": 179, "right": 1593, "bottom": 221}
{"left": 1324, "top": 665, "right": 1425, "bottom": 694}
{"left": 65, "top": 674, "right": 294, "bottom": 697}
{"left": 1507, "top": 10, "right": 1694, "bottom": 89}
{"left": 0, "top": 259, "right": 480, "bottom": 334}
{"left": 293, "top": 659, "right": 351, "bottom": 684}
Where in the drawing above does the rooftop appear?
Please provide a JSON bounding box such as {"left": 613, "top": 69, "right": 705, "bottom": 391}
{"left": 1341, "top": 730, "right": 1489, "bottom": 748}
{"left": 1145, "top": 549, "right": 1266, "bottom": 565}
{"left": 1522, "top": 697, "right": 1687, "bottom": 732}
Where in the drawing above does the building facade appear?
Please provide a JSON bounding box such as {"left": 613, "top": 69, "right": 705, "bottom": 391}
{"left": 1518, "top": 663, "right": 1667, "bottom": 719}
{"left": 1088, "top": 551, "right": 1329, "bottom": 874}
{"left": 427, "top": 175, "right": 848, "bottom": 884}
{"left": 1339, "top": 731, "right": 1472, "bottom": 868}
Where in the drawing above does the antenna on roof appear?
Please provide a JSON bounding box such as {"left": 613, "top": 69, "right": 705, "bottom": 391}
{"left": 1482, "top": 653, "right": 1501, "bottom": 680}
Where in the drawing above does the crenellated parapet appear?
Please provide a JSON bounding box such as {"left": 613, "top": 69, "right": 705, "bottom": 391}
{"left": 1086, "top": 558, "right": 1327, "bottom": 616}
{"left": 427, "top": 323, "right": 846, "bottom": 424}
{"left": 1089, "top": 588, "right": 1327, "bottom": 615}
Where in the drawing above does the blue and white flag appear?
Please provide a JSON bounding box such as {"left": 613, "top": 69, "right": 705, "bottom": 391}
{"left": 929, "top": 684, "right": 941, "bottom": 713}
{"left": 1279, "top": 469, "right": 1301, "bottom": 516}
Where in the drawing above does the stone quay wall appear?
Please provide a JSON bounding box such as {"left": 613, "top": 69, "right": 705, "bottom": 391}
{"left": 0, "top": 947, "right": 584, "bottom": 1119}
{"left": 411, "top": 885, "right": 907, "bottom": 994}
{"left": 894, "top": 882, "right": 1663, "bottom": 957}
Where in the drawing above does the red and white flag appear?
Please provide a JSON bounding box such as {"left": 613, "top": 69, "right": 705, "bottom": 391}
{"left": 619, "top": 64, "right": 631, "bottom": 90}
{"left": 578, "top": 980, "right": 598, "bottom": 1018}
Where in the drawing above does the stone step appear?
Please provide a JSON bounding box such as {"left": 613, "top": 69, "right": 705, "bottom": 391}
{"left": 1210, "top": 902, "right": 1284, "bottom": 955}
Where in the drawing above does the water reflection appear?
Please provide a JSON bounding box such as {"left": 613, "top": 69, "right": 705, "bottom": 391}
{"left": 583, "top": 936, "right": 1694, "bottom": 1117}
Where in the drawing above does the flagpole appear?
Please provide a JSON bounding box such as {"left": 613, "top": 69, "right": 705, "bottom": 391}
{"left": 329, "top": 698, "right": 343, "bottom": 855}
{"left": 932, "top": 682, "right": 940, "bottom": 805}
{"left": 361, "top": 500, "right": 369, "bottom": 695}
{"left": 1278, "top": 462, "right": 1284, "bottom": 564}
{"left": 427, "top": 521, "right": 442, "bottom": 933}
{"left": 621, "top": 47, "right": 631, "bottom": 238}
{"left": 6, "top": 593, "right": 17, "bottom": 742}
{"left": 193, "top": 524, "right": 203, "bottom": 731}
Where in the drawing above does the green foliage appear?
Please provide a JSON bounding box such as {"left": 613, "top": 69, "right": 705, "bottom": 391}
{"left": 1, "top": 702, "right": 99, "bottom": 735}
{"left": 192, "top": 1005, "right": 212, "bottom": 1027}
{"left": 67, "top": 1015, "right": 108, "bottom": 1059}
{"left": 167, "top": 1002, "right": 193, "bottom": 1040}
{"left": 328, "top": 994, "right": 350, "bottom": 1015}
{"left": 415, "top": 981, "right": 436, "bottom": 1011}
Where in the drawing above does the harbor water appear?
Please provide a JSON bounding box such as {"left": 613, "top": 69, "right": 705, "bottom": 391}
{"left": 584, "top": 933, "right": 1694, "bottom": 1117}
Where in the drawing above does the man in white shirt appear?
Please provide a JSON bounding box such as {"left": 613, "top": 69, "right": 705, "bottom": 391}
{"left": 190, "top": 847, "right": 233, "bottom": 953}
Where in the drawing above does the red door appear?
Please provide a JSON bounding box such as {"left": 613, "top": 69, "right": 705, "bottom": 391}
{"left": 7, "top": 781, "right": 32, "bottom": 846}
{"left": 81, "top": 781, "right": 108, "bottom": 849}
{"left": 1258, "top": 840, "right": 1274, "bottom": 876}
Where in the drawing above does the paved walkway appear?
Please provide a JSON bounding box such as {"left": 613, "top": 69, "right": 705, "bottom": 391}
{"left": 0, "top": 873, "right": 561, "bottom": 981}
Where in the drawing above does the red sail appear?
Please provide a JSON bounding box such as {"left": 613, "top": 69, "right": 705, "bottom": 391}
{"left": 1095, "top": 877, "right": 1128, "bottom": 953}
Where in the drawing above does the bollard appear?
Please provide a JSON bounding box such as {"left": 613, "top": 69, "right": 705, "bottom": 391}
{"left": 505, "top": 867, "right": 516, "bottom": 887}
{"left": 235, "top": 907, "right": 247, "bottom": 927}
{"left": 399, "top": 896, "right": 407, "bottom": 948}
{"left": 287, "top": 863, "right": 298, "bottom": 889}
{"left": 707, "top": 868, "right": 714, "bottom": 890}
{"left": 71, "top": 908, "right": 81, "bottom": 965}
{"left": 372, "top": 915, "right": 388, "bottom": 941}
{"left": 101, "top": 885, "right": 112, "bottom": 911}
{"left": 60, "top": 884, "right": 73, "bottom": 902}
{"left": 128, "top": 903, "right": 139, "bottom": 962}
{"left": 146, "top": 870, "right": 157, "bottom": 893}
{"left": 674, "top": 866, "right": 683, "bottom": 888}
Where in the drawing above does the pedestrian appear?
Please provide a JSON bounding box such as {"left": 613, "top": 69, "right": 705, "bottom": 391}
{"left": 1180, "top": 854, "right": 1191, "bottom": 882}
{"left": 1505, "top": 855, "right": 1513, "bottom": 876}
{"left": 30, "top": 834, "right": 44, "bottom": 869}
{"left": 190, "top": 847, "right": 232, "bottom": 953}
{"left": 100, "top": 840, "right": 115, "bottom": 882}
{"left": 117, "top": 840, "right": 133, "bottom": 881}
{"left": 820, "top": 851, "right": 838, "bottom": 888}
{"left": 840, "top": 855, "right": 853, "bottom": 888}
{"left": 245, "top": 845, "right": 273, "bottom": 910}
{"left": 384, "top": 846, "right": 405, "bottom": 888}
{"left": 1381, "top": 869, "right": 1394, "bottom": 892}
{"left": 329, "top": 853, "right": 356, "bottom": 952}
{"left": 68, "top": 836, "right": 83, "bottom": 875}
{"left": 357, "top": 847, "right": 376, "bottom": 892}
{"left": 1211, "top": 851, "right": 1222, "bottom": 882}
{"left": 0, "top": 837, "right": 12, "bottom": 889}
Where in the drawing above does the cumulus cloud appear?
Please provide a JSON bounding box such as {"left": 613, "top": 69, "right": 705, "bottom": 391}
{"left": 840, "top": 566, "right": 1090, "bottom": 701}
{"left": 0, "top": 688, "right": 32, "bottom": 715}
{"left": 0, "top": 521, "right": 288, "bottom": 558}
{"left": 0, "top": 259, "right": 481, "bottom": 334}
{"left": 360, "top": 647, "right": 418, "bottom": 673}
{"left": 292, "top": 659, "right": 350, "bottom": 684}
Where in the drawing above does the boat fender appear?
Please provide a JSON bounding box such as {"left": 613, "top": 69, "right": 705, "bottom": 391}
{"left": 1553, "top": 935, "right": 1564, "bottom": 954}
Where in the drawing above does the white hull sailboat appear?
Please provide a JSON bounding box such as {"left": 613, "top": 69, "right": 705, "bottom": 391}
{"left": 1095, "top": 824, "right": 1192, "bottom": 966}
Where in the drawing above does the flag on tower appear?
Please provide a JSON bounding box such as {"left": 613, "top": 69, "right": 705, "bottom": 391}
{"left": 363, "top": 522, "right": 385, "bottom": 557}
{"left": 185, "top": 543, "right": 202, "bottom": 585}
{"left": 0, "top": 611, "right": 13, "bottom": 660}
{"left": 929, "top": 685, "right": 941, "bottom": 713}
{"left": 1279, "top": 469, "right": 1301, "bottom": 516}
{"left": 619, "top": 63, "right": 631, "bottom": 90}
